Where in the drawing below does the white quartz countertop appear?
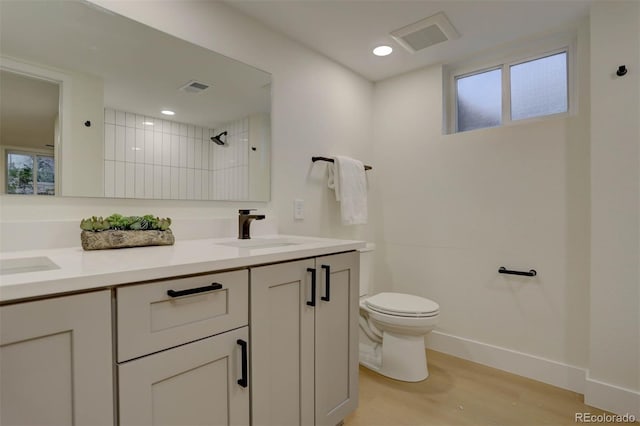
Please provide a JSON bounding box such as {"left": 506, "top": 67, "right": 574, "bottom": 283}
{"left": 0, "top": 235, "right": 365, "bottom": 303}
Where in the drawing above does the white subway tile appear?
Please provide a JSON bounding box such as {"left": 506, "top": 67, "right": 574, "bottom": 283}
{"left": 187, "top": 138, "right": 195, "bottom": 168}
{"left": 114, "top": 161, "right": 125, "bottom": 198}
{"left": 194, "top": 170, "right": 202, "bottom": 200}
{"left": 179, "top": 167, "right": 187, "bottom": 200}
{"left": 179, "top": 136, "right": 187, "bottom": 167}
{"left": 115, "top": 126, "right": 125, "bottom": 162}
{"left": 195, "top": 140, "right": 203, "bottom": 169}
{"left": 153, "top": 132, "right": 163, "bottom": 165}
{"left": 170, "top": 134, "right": 180, "bottom": 167}
{"left": 104, "top": 160, "right": 115, "bottom": 197}
{"left": 170, "top": 167, "right": 180, "bottom": 199}
{"left": 202, "top": 170, "right": 209, "bottom": 200}
{"left": 162, "top": 133, "right": 171, "bottom": 166}
{"left": 135, "top": 164, "right": 145, "bottom": 198}
{"left": 202, "top": 142, "right": 209, "bottom": 170}
{"left": 144, "top": 130, "right": 154, "bottom": 164}
{"left": 125, "top": 112, "right": 136, "bottom": 128}
{"left": 186, "top": 169, "right": 194, "bottom": 199}
{"left": 115, "top": 110, "right": 126, "bottom": 126}
{"left": 135, "top": 129, "right": 145, "bottom": 163}
{"left": 135, "top": 114, "right": 145, "bottom": 129}
{"left": 104, "top": 124, "right": 115, "bottom": 161}
{"left": 125, "top": 162, "right": 135, "bottom": 198}
{"left": 153, "top": 165, "right": 162, "bottom": 199}
{"left": 144, "top": 164, "right": 154, "bottom": 199}
{"left": 162, "top": 166, "right": 171, "bottom": 199}
{"left": 104, "top": 108, "right": 115, "bottom": 125}
{"left": 125, "top": 127, "right": 135, "bottom": 162}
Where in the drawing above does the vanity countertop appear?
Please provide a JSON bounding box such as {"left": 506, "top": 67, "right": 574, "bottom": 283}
{"left": 0, "top": 235, "right": 365, "bottom": 303}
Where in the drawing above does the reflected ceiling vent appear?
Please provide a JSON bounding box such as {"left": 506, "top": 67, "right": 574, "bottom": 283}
{"left": 179, "top": 80, "right": 210, "bottom": 93}
{"left": 390, "top": 12, "right": 459, "bottom": 54}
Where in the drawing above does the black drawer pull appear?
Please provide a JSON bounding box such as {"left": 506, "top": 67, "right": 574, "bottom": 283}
{"left": 498, "top": 267, "right": 537, "bottom": 277}
{"left": 307, "top": 268, "right": 316, "bottom": 307}
{"left": 321, "top": 264, "right": 330, "bottom": 302}
{"left": 237, "top": 339, "right": 248, "bottom": 388}
{"left": 167, "top": 283, "right": 223, "bottom": 298}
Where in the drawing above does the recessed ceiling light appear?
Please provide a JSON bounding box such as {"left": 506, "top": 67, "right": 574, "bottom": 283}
{"left": 161, "top": 110, "right": 175, "bottom": 116}
{"left": 373, "top": 45, "right": 393, "bottom": 56}
{"left": 143, "top": 121, "right": 154, "bottom": 126}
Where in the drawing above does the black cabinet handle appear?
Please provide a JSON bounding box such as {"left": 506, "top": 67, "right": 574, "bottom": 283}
{"left": 321, "top": 264, "right": 330, "bottom": 302}
{"left": 166, "top": 283, "right": 223, "bottom": 298}
{"left": 237, "top": 339, "right": 248, "bottom": 388}
{"left": 307, "top": 268, "right": 316, "bottom": 307}
{"left": 498, "top": 267, "right": 537, "bottom": 277}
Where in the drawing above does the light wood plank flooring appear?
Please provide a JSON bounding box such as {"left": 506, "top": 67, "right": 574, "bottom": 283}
{"left": 345, "top": 350, "right": 631, "bottom": 426}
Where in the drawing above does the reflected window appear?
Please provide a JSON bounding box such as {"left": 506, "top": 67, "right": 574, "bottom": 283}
{"left": 6, "top": 151, "right": 55, "bottom": 195}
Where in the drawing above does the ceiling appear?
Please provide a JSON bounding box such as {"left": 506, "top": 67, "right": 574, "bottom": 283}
{"left": 226, "top": 0, "right": 592, "bottom": 81}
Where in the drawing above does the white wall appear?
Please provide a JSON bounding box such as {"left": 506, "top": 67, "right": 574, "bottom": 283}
{"left": 372, "top": 21, "right": 591, "bottom": 373}
{"left": 0, "top": 0, "right": 374, "bottom": 247}
{"left": 587, "top": 0, "right": 640, "bottom": 416}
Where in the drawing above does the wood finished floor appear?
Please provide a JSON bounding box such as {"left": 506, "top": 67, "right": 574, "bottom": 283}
{"left": 345, "top": 350, "right": 630, "bottom": 426}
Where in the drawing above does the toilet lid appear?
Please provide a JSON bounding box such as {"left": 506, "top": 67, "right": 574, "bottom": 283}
{"left": 365, "top": 292, "right": 439, "bottom": 317}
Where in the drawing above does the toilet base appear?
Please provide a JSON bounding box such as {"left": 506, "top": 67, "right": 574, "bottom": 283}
{"left": 359, "top": 331, "right": 429, "bottom": 382}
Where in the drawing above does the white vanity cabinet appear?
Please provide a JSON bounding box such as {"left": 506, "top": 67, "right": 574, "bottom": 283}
{"left": 116, "top": 270, "right": 250, "bottom": 426}
{"left": 0, "top": 290, "right": 114, "bottom": 426}
{"left": 250, "top": 251, "right": 359, "bottom": 426}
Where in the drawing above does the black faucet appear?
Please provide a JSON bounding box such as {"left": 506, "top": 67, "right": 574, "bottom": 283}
{"left": 238, "top": 209, "right": 265, "bottom": 239}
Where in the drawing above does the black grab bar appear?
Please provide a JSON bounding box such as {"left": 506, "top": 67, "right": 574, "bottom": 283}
{"left": 499, "top": 267, "right": 537, "bottom": 277}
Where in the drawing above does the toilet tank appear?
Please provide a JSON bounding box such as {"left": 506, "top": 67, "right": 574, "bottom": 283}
{"left": 358, "top": 243, "right": 376, "bottom": 297}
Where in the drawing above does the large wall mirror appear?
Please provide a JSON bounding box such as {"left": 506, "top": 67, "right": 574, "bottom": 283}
{"left": 0, "top": 0, "right": 271, "bottom": 201}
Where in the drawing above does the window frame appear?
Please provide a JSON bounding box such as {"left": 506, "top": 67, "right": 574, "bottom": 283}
{"left": 5, "top": 149, "right": 55, "bottom": 195}
{"left": 446, "top": 36, "right": 576, "bottom": 134}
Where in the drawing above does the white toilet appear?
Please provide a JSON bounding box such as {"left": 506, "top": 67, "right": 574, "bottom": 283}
{"left": 358, "top": 244, "right": 440, "bottom": 382}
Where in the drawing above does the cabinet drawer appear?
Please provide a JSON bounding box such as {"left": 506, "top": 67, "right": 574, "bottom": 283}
{"left": 117, "top": 269, "right": 248, "bottom": 362}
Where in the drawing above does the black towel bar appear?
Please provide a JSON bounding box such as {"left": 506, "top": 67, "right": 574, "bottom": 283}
{"left": 312, "top": 156, "right": 372, "bottom": 170}
{"left": 499, "top": 267, "right": 537, "bottom": 277}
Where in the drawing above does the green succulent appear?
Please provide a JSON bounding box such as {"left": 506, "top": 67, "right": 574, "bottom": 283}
{"left": 80, "top": 213, "right": 172, "bottom": 232}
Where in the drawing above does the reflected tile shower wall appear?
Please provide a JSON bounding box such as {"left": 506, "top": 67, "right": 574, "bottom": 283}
{"left": 103, "top": 108, "right": 249, "bottom": 200}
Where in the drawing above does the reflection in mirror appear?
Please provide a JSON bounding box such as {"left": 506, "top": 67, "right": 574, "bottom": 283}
{"left": 0, "top": 0, "right": 271, "bottom": 201}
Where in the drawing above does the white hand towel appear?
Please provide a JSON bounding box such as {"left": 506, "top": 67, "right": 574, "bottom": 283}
{"left": 327, "top": 155, "right": 367, "bottom": 225}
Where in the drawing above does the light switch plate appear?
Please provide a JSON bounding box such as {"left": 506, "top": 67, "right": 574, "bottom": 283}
{"left": 294, "top": 199, "right": 304, "bottom": 220}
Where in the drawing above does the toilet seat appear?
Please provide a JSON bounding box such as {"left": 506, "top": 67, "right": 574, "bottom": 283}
{"left": 364, "top": 292, "right": 439, "bottom": 318}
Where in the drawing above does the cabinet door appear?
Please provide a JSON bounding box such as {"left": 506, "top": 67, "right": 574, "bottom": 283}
{"left": 315, "top": 252, "right": 359, "bottom": 426}
{"left": 119, "top": 326, "right": 249, "bottom": 426}
{"left": 251, "top": 259, "right": 315, "bottom": 426}
{"left": 0, "top": 291, "right": 114, "bottom": 426}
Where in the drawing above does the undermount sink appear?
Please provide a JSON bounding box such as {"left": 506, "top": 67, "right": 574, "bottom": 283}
{"left": 0, "top": 256, "right": 60, "bottom": 275}
{"left": 216, "top": 238, "right": 301, "bottom": 249}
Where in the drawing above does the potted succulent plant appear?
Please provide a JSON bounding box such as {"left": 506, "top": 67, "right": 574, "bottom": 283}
{"left": 80, "top": 214, "right": 174, "bottom": 250}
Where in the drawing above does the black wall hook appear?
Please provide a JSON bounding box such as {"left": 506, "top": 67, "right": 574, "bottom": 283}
{"left": 616, "top": 65, "right": 628, "bottom": 77}
{"left": 84, "top": 120, "right": 91, "bottom": 127}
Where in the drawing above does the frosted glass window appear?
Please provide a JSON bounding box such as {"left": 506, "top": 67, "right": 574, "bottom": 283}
{"left": 456, "top": 69, "right": 502, "bottom": 132}
{"left": 510, "top": 52, "right": 567, "bottom": 121}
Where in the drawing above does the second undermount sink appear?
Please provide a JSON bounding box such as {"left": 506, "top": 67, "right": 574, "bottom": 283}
{"left": 216, "top": 238, "right": 301, "bottom": 249}
{"left": 0, "top": 256, "right": 60, "bottom": 275}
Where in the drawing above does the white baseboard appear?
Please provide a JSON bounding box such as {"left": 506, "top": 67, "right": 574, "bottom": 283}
{"left": 426, "top": 331, "right": 640, "bottom": 418}
{"left": 585, "top": 376, "right": 640, "bottom": 419}
{"left": 426, "top": 331, "right": 586, "bottom": 392}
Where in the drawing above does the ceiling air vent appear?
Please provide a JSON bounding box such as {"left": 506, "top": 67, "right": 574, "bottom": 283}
{"left": 390, "top": 12, "right": 459, "bottom": 54}
{"left": 179, "top": 80, "right": 210, "bottom": 94}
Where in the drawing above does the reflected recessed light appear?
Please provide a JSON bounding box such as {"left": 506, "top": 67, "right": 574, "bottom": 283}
{"left": 131, "top": 147, "right": 142, "bottom": 151}
{"left": 161, "top": 110, "right": 175, "bottom": 116}
{"left": 373, "top": 45, "right": 393, "bottom": 56}
{"left": 143, "top": 121, "right": 154, "bottom": 126}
